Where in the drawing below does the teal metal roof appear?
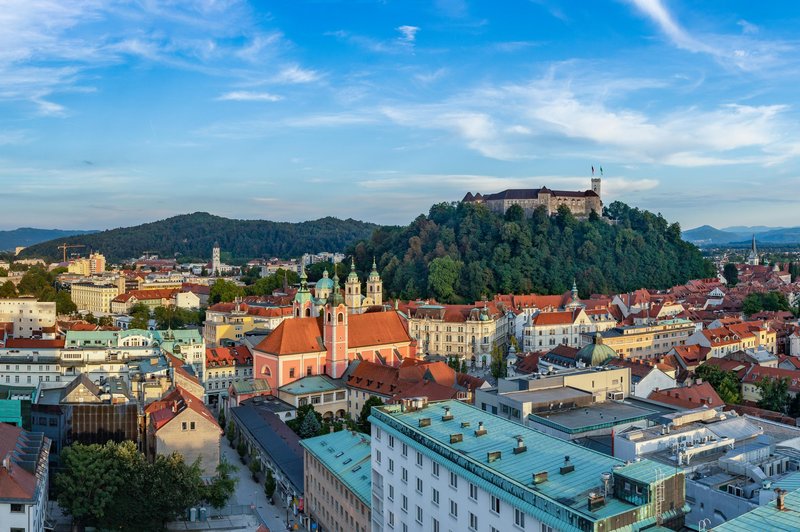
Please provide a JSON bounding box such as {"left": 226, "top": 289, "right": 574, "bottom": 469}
{"left": 278, "top": 375, "right": 341, "bottom": 395}
{"left": 774, "top": 471, "right": 800, "bottom": 493}
{"left": 65, "top": 328, "right": 202, "bottom": 347}
{"left": 0, "top": 399, "right": 22, "bottom": 426}
{"left": 712, "top": 487, "right": 800, "bottom": 532}
{"left": 371, "top": 400, "right": 682, "bottom": 530}
{"left": 231, "top": 379, "right": 272, "bottom": 395}
{"left": 300, "top": 431, "right": 372, "bottom": 506}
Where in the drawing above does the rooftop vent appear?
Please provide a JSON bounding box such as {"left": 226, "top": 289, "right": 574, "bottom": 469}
{"left": 533, "top": 471, "right": 548, "bottom": 484}
{"left": 513, "top": 436, "right": 527, "bottom": 455}
{"left": 450, "top": 433, "right": 463, "bottom": 444}
{"left": 442, "top": 406, "right": 454, "bottom": 421}
{"left": 560, "top": 455, "right": 575, "bottom": 475}
{"left": 460, "top": 421, "right": 471, "bottom": 428}
{"left": 487, "top": 451, "right": 502, "bottom": 463}
{"left": 776, "top": 488, "right": 788, "bottom": 510}
{"left": 418, "top": 417, "right": 431, "bottom": 428}
{"left": 474, "top": 421, "right": 487, "bottom": 437}
{"left": 588, "top": 492, "right": 606, "bottom": 511}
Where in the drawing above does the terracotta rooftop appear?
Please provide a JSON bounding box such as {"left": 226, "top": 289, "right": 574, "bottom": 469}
{"left": 648, "top": 381, "right": 724, "bottom": 409}
{"left": 0, "top": 423, "right": 49, "bottom": 502}
{"left": 206, "top": 345, "right": 252, "bottom": 367}
{"left": 4, "top": 338, "right": 65, "bottom": 349}
{"left": 146, "top": 386, "right": 221, "bottom": 432}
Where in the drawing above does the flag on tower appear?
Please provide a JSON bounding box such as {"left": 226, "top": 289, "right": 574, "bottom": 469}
{"left": 600, "top": 166, "right": 603, "bottom": 176}
{"left": 591, "top": 165, "right": 595, "bottom": 176}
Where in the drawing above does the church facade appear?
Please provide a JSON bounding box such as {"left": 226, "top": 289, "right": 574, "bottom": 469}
{"left": 462, "top": 178, "right": 602, "bottom": 218}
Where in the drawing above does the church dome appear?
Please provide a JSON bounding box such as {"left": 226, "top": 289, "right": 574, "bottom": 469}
{"left": 368, "top": 258, "right": 380, "bottom": 281}
{"left": 347, "top": 259, "right": 359, "bottom": 283}
{"left": 316, "top": 270, "right": 334, "bottom": 291}
{"left": 575, "top": 334, "right": 616, "bottom": 367}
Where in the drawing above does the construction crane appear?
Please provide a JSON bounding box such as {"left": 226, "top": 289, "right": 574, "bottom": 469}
{"left": 57, "top": 243, "right": 85, "bottom": 263}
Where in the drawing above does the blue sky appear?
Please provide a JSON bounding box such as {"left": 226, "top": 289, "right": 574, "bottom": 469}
{"left": 2, "top": 0, "right": 800, "bottom": 231}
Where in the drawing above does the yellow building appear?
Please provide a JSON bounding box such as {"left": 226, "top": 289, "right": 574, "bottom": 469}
{"left": 70, "top": 282, "right": 121, "bottom": 314}
{"left": 405, "top": 301, "right": 509, "bottom": 364}
{"left": 587, "top": 318, "right": 696, "bottom": 360}
{"left": 67, "top": 252, "right": 106, "bottom": 276}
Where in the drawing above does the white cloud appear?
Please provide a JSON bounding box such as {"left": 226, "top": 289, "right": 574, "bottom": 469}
{"left": 272, "top": 64, "right": 320, "bottom": 84}
{"left": 626, "top": 0, "right": 716, "bottom": 54}
{"left": 737, "top": 19, "right": 759, "bottom": 35}
{"left": 216, "top": 91, "right": 282, "bottom": 102}
{"left": 397, "top": 25, "right": 420, "bottom": 43}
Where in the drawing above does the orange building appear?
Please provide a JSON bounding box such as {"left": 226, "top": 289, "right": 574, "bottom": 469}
{"left": 252, "top": 304, "right": 415, "bottom": 390}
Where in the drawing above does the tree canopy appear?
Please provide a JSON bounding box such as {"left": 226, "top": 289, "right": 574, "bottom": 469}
{"left": 209, "top": 279, "right": 245, "bottom": 305}
{"left": 742, "top": 291, "right": 792, "bottom": 316}
{"left": 349, "top": 201, "right": 714, "bottom": 301}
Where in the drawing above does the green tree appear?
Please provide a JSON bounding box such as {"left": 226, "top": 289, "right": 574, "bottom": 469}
{"left": 98, "top": 315, "right": 114, "bottom": 327}
{"left": 247, "top": 268, "right": 299, "bottom": 296}
{"left": 357, "top": 396, "right": 384, "bottom": 434}
{"left": 265, "top": 469, "right": 277, "bottom": 503}
{"left": 0, "top": 280, "right": 17, "bottom": 297}
{"left": 202, "top": 460, "right": 238, "bottom": 509}
{"left": 723, "top": 263, "right": 739, "bottom": 287}
{"left": 299, "top": 409, "right": 323, "bottom": 438}
{"left": 490, "top": 342, "right": 506, "bottom": 379}
{"left": 756, "top": 377, "right": 790, "bottom": 413}
{"left": 226, "top": 421, "right": 236, "bottom": 445}
{"left": 84, "top": 312, "right": 97, "bottom": 325}
{"left": 427, "top": 256, "right": 462, "bottom": 303}
{"left": 209, "top": 279, "right": 245, "bottom": 304}
{"left": 249, "top": 456, "right": 262, "bottom": 480}
{"left": 55, "top": 290, "right": 77, "bottom": 315}
{"left": 56, "top": 442, "right": 122, "bottom": 530}
{"left": 16, "top": 266, "right": 54, "bottom": 298}
{"left": 696, "top": 364, "right": 741, "bottom": 404}
{"left": 237, "top": 439, "right": 248, "bottom": 460}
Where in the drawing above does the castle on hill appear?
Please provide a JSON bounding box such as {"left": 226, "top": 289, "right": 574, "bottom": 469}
{"left": 462, "top": 177, "right": 602, "bottom": 218}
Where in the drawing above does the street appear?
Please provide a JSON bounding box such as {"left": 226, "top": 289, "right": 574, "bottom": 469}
{"left": 220, "top": 436, "right": 307, "bottom": 532}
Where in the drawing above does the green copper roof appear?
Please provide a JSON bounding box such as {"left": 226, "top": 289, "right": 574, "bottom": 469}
{"left": 712, "top": 487, "right": 800, "bottom": 531}
{"left": 278, "top": 375, "right": 341, "bottom": 395}
{"left": 347, "top": 258, "right": 359, "bottom": 283}
{"left": 300, "top": 431, "right": 372, "bottom": 506}
{"left": 575, "top": 337, "right": 616, "bottom": 366}
{"left": 368, "top": 258, "right": 380, "bottom": 281}
{"left": 370, "top": 399, "right": 682, "bottom": 530}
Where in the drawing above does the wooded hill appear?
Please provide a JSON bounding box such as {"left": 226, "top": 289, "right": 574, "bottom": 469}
{"left": 19, "top": 212, "right": 378, "bottom": 263}
{"left": 348, "top": 201, "right": 715, "bottom": 302}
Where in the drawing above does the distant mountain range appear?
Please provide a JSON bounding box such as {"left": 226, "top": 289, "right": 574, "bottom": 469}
{"left": 17, "top": 212, "right": 378, "bottom": 262}
{"left": 0, "top": 228, "right": 97, "bottom": 252}
{"left": 683, "top": 225, "right": 800, "bottom": 246}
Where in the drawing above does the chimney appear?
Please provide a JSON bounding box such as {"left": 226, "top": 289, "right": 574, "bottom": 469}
{"left": 474, "top": 421, "right": 487, "bottom": 437}
{"left": 513, "top": 436, "right": 527, "bottom": 455}
{"left": 776, "top": 488, "right": 787, "bottom": 510}
{"left": 442, "top": 406, "right": 453, "bottom": 421}
{"left": 560, "top": 455, "right": 575, "bottom": 475}
{"left": 1, "top": 453, "right": 11, "bottom": 472}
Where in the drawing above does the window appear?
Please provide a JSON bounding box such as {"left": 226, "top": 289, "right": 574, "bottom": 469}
{"left": 401, "top": 495, "right": 408, "bottom": 512}
{"left": 449, "top": 471, "right": 458, "bottom": 489}
{"left": 449, "top": 499, "right": 458, "bottom": 517}
{"left": 416, "top": 451, "right": 423, "bottom": 467}
{"left": 515, "top": 508, "right": 526, "bottom": 528}
{"left": 388, "top": 435, "right": 395, "bottom": 448}
{"left": 491, "top": 495, "right": 500, "bottom": 513}
{"left": 402, "top": 443, "right": 407, "bottom": 457}
{"left": 10, "top": 503, "right": 24, "bottom": 512}
{"left": 190, "top": 421, "right": 196, "bottom": 430}
{"left": 469, "top": 482, "right": 478, "bottom": 500}
{"left": 388, "top": 458, "right": 394, "bottom": 473}
{"left": 432, "top": 462, "right": 439, "bottom": 477}
{"left": 432, "top": 488, "right": 439, "bottom": 505}
{"left": 432, "top": 518, "right": 440, "bottom": 532}
{"left": 416, "top": 477, "right": 423, "bottom": 493}
{"left": 401, "top": 467, "right": 407, "bottom": 483}
{"left": 388, "top": 511, "right": 394, "bottom": 528}
{"left": 541, "top": 525, "right": 554, "bottom": 532}
{"left": 289, "top": 368, "right": 295, "bottom": 378}
{"left": 181, "top": 422, "right": 187, "bottom": 431}
{"left": 388, "top": 484, "right": 394, "bottom": 501}
{"left": 469, "top": 512, "right": 478, "bottom": 530}
{"left": 416, "top": 505, "right": 423, "bottom": 524}
{"left": 376, "top": 450, "right": 381, "bottom": 464}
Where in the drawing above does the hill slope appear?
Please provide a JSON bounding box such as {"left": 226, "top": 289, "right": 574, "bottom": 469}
{"left": 348, "top": 201, "right": 715, "bottom": 301}
{"left": 19, "top": 213, "right": 378, "bottom": 262}
{"left": 684, "top": 225, "right": 800, "bottom": 246}
{"left": 0, "top": 228, "right": 97, "bottom": 251}
{"left": 682, "top": 225, "right": 743, "bottom": 245}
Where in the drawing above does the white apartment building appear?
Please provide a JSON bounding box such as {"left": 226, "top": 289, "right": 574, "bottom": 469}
{"left": 0, "top": 298, "right": 56, "bottom": 338}
{"left": 0, "top": 423, "right": 50, "bottom": 532}
{"left": 370, "top": 398, "right": 688, "bottom": 532}
{"left": 523, "top": 308, "right": 616, "bottom": 351}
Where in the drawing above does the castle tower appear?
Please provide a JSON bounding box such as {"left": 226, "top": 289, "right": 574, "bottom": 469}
{"left": 324, "top": 271, "right": 348, "bottom": 378}
{"left": 345, "top": 258, "right": 362, "bottom": 311}
{"left": 591, "top": 177, "right": 601, "bottom": 197}
{"left": 211, "top": 242, "right": 221, "bottom": 275}
{"left": 366, "top": 257, "right": 383, "bottom": 307}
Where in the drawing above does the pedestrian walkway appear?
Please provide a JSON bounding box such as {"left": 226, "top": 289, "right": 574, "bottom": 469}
{"left": 167, "top": 514, "right": 261, "bottom": 530}
{"left": 221, "top": 435, "right": 307, "bottom": 532}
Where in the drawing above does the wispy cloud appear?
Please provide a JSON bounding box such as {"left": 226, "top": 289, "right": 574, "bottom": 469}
{"left": 626, "top": 0, "right": 715, "bottom": 54}
{"left": 272, "top": 64, "right": 320, "bottom": 84}
{"left": 216, "top": 91, "right": 282, "bottom": 102}
{"left": 396, "top": 25, "right": 420, "bottom": 43}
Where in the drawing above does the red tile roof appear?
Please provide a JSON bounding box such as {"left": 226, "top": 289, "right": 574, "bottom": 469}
{"left": 146, "top": 386, "right": 221, "bottom": 432}
{"left": 532, "top": 310, "right": 581, "bottom": 326}
{"left": 4, "top": 338, "right": 65, "bottom": 349}
{"left": 206, "top": 345, "right": 253, "bottom": 367}
{"left": 113, "top": 288, "right": 178, "bottom": 304}
{"left": 648, "top": 382, "right": 724, "bottom": 409}
{"left": 0, "top": 423, "right": 43, "bottom": 501}
{"left": 743, "top": 366, "right": 800, "bottom": 393}
{"left": 255, "top": 312, "right": 412, "bottom": 356}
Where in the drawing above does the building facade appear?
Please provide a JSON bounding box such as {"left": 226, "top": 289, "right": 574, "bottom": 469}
{"left": 0, "top": 298, "right": 56, "bottom": 338}
{"left": 462, "top": 178, "right": 602, "bottom": 217}
{"left": 588, "top": 319, "right": 696, "bottom": 360}
{"left": 370, "top": 398, "right": 687, "bottom": 532}
{"left": 70, "top": 282, "right": 122, "bottom": 314}
{"left": 300, "top": 431, "right": 371, "bottom": 532}
{"left": 0, "top": 423, "right": 50, "bottom": 532}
